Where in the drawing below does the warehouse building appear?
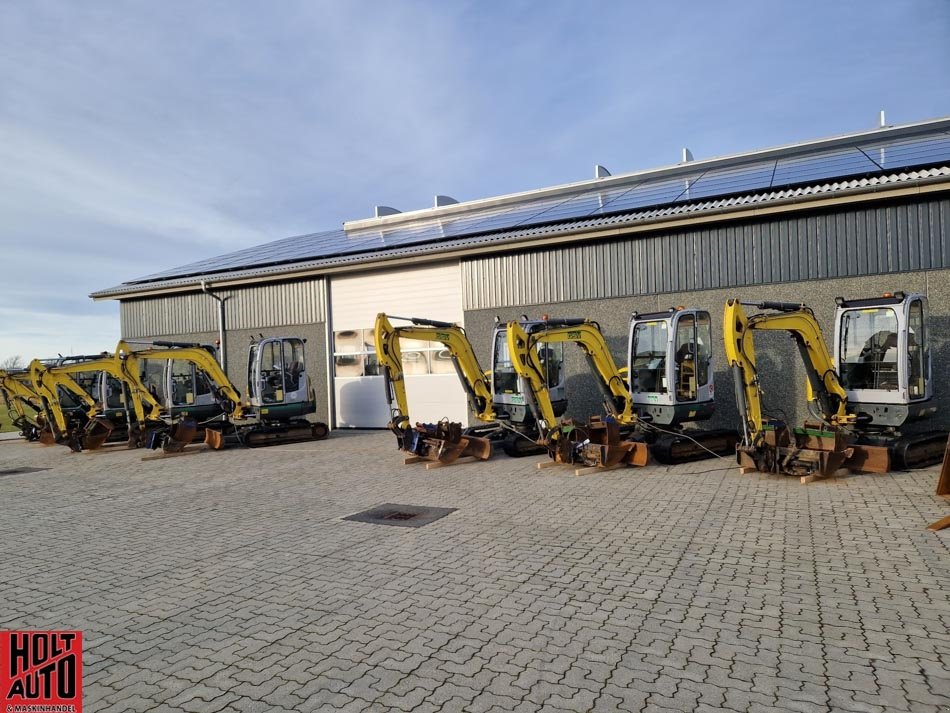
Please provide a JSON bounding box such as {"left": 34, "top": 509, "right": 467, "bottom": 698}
{"left": 92, "top": 117, "right": 950, "bottom": 433}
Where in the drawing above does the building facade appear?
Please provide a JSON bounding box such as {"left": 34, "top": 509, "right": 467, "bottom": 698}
{"left": 93, "top": 118, "right": 950, "bottom": 433}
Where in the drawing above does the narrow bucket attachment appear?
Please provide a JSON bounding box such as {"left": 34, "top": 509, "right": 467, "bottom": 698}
{"left": 82, "top": 417, "right": 115, "bottom": 451}
{"left": 38, "top": 426, "right": 56, "bottom": 446}
{"left": 203, "top": 427, "right": 226, "bottom": 450}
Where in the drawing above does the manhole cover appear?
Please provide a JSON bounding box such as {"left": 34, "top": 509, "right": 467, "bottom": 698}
{"left": 0, "top": 467, "right": 51, "bottom": 477}
{"left": 343, "top": 503, "right": 457, "bottom": 528}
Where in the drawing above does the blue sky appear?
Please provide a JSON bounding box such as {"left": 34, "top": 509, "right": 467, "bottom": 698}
{"left": 1, "top": 0, "right": 948, "bottom": 360}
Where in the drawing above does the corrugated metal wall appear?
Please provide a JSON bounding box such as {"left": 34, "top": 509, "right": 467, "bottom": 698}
{"left": 462, "top": 197, "right": 950, "bottom": 309}
{"left": 120, "top": 278, "right": 327, "bottom": 337}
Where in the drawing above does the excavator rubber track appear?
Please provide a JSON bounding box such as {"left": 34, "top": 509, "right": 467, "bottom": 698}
{"left": 650, "top": 429, "right": 739, "bottom": 464}
{"left": 889, "top": 430, "right": 950, "bottom": 470}
{"left": 243, "top": 420, "right": 330, "bottom": 448}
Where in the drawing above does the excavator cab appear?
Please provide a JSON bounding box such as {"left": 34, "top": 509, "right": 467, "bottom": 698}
{"left": 835, "top": 292, "right": 934, "bottom": 427}
{"left": 490, "top": 320, "right": 567, "bottom": 428}
{"left": 135, "top": 345, "right": 224, "bottom": 421}
{"left": 247, "top": 337, "right": 315, "bottom": 420}
{"left": 629, "top": 308, "right": 715, "bottom": 426}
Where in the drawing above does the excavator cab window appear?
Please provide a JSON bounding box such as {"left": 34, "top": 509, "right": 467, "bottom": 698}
{"left": 284, "top": 338, "right": 306, "bottom": 393}
{"left": 260, "top": 340, "right": 285, "bottom": 403}
{"left": 492, "top": 329, "right": 519, "bottom": 394}
{"left": 536, "top": 343, "right": 564, "bottom": 389}
{"left": 631, "top": 321, "right": 669, "bottom": 395}
{"left": 141, "top": 361, "right": 166, "bottom": 403}
{"left": 103, "top": 374, "right": 125, "bottom": 409}
{"left": 675, "top": 315, "right": 697, "bottom": 401}
{"left": 838, "top": 307, "right": 899, "bottom": 391}
{"left": 908, "top": 298, "right": 927, "bottom": 400}
{"left": 170, "top": 359, "right": 198, "bottom": 405}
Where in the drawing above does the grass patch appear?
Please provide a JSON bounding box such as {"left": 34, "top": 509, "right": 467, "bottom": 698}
{"left": 0, "top": 407, "right": 15, "bottom": 433}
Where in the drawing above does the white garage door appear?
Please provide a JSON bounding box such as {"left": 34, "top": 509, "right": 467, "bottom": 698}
{"left": 330, "top": 261, "right": 468, "bottom": 428}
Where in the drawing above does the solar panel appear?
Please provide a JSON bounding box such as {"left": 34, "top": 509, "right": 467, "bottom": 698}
{"left": 126, "top": 126, "right": 950, "bottom": 285}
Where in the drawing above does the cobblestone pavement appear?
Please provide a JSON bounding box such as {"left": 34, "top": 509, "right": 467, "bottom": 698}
{"left": 1, "top": 431, "right": 948, "bottom": 713}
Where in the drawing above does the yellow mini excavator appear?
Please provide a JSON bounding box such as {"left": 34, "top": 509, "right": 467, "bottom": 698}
{"left": 27, "top": 352, "right": 165, "bottom": 451}
{"left": 0, "top": 369, "right": 46, "bottom": 441}
{"left": 374, "top": 314, "right": 494, "bottom": 464}
{"left": 723, "top": 295, "right": 945, "bottom": 479}
{"left": 505, "top": 318, "right": 649, "bottom": 469}
{"left": 117, "top": 337, "right": 329, "bottom": 449}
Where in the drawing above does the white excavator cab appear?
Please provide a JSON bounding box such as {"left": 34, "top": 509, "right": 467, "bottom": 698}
{"left": 628, "top": 308, "right": 715, "bottom": 426}
{"left": 834, "top": 292, "right": 934, "bottom": 427}
{"left": 247, "top": 337, "right": 315, "bottom": 419}
{"left": 136, "top": 346, "right": 222, "bottom": 420}
{"left": 490, "top": 320, "right": 568, "bottom": 428}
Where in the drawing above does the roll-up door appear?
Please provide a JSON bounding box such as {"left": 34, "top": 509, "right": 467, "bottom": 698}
{"left": 329, "top": 261, "right": 467, "bottom": 427}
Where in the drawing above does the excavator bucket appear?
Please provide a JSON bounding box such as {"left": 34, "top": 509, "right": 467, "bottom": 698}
{"left": 397, "top": 421, "right": 492, "bottom": 465}
{"left": 37, "top": 426, "right": 56, "bottom": 446}
{"left": 164, "top": 419, "right": 197, "bottom": 453}
{"left": 547, "top": 417, "right": 648, "bottom": 469}
{"left": 82, "top": 417, "right": 115, "bottom": 451}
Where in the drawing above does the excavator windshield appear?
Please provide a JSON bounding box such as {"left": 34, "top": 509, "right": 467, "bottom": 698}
{"left": 838, "top": 307, "right": 900, "bottom": 391}
{"left": 631, "top": 320, "right": 668, "bottom": 394}
{"left": 492, "top": 329, "right": 563, "bottom": 394}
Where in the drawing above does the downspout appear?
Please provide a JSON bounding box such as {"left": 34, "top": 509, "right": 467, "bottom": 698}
{"left": 201, "top": 281, "right": 230, "bottom": 374}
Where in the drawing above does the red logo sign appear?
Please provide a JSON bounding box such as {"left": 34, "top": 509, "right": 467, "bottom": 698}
{"left": 1, "top": 631, "right": 82, "bottom": 712}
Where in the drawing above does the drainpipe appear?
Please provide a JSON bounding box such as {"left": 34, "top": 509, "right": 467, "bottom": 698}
{"left": 201, "top": 281, "right": 230, "bottom": 374}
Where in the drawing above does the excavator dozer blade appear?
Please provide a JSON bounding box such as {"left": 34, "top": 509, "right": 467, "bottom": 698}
{"left": 845, "top": 444, "right": 890, "bottom": 474}
{"left": 623, "top": 441, "right": 650, "bottom": 467}
{"left": 460, "top": 436, "right": 492, "bottom": 460}
{"left": 203, "top": 427, "right": 226, "bottom": 450}
{"left": 82, "top": 417, "right": 115, "bottom": 451}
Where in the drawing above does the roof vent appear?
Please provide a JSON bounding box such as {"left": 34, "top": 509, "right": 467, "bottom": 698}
{"left": 879, "top": 110, "right": 887, "bottom": 128}
{"left": 594, "top": 164, "right": 611, "bottom": 178}
{"left": 375, "top": 206, "right": 401, "bottom": 218}
{"left": 434, "top": 195, "right": 458, "bottom": 207}
{"left": 682, "top": 148, "right": 694, "bottom": 163}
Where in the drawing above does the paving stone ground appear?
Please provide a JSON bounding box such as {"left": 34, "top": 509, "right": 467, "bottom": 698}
{"left": 1, "top": 430, "right": 948, "bottom": 713}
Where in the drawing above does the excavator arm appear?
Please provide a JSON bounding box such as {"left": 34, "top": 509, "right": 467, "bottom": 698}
{"left": 116, "top": 341, "right": 246, "bottom": 420}
{"left": 506, "top": 319, "right": 635, "bottom": 431}
{"left": 723, "top": 300, "right": 851, "bottom": 445}
{"left": 0, "top": 370, "right": 44, "bottom": 426}
{"left": 373, "top": 313, "right": 494, "bottom": 431}
{"left": 28, "top": 359, "right": 100, "bottom": 436}
{"left": 45, "top": 356, "right": 163, "bottom": 424}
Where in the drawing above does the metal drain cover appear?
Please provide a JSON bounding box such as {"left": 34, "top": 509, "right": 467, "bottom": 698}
{"left": 0, "top": 467, "right": 51, "bottom": 477}
{"left": 343, "top": 503, "right": 457, "bottom": 528}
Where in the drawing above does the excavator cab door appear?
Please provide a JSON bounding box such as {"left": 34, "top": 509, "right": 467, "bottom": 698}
{"left": 249, "top": 337, "right": 313, "bottom": 419}
{"left": 835, "top": 292, "right": 933, "bottom": 426}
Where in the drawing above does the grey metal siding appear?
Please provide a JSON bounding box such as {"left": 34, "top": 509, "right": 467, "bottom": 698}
{"left": 120, "top": 278, "right": 327, "bottom": 338}
{"left": 462, "top": 197, "right": 950, "bottom": 310}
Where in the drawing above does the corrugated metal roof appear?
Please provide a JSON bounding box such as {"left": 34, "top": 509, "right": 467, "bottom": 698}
{"left": 92, "top": 119, "right": 950, "bottom": 300}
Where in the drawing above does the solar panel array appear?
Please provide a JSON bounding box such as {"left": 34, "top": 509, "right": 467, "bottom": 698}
{"left": 130, "top": 129, "right": 950, "bottom": 284}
